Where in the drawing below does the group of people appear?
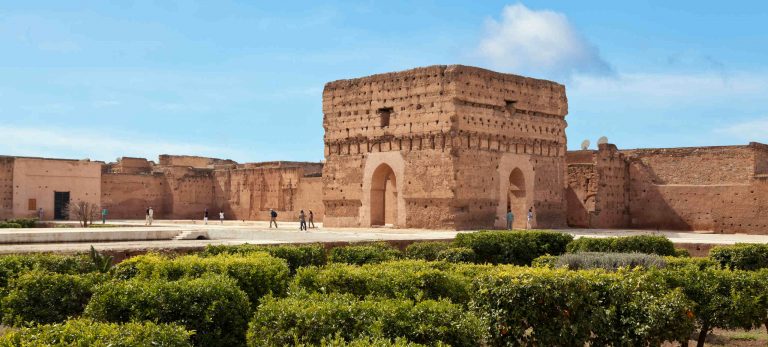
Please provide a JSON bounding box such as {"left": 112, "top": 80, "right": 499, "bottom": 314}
{"left": 202, "top": 208, "right": 225, "bottom": 225}
{"left": 268, "top": 209, "right": 315, "bottom": 231}
{"left": 505, "top": 207, "right": 535, "bottom": 230}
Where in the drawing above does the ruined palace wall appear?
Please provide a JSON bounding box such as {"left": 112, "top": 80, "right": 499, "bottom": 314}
{"left": 109, "top": 157, "right": 152, "bottom": 174}
{"left": 322, "top": 66, "right": 457, "bottom": 228}
{"left": 0, "top": 157, "right": 13, "bottom": 220}
{"left": 622, "top": 146, "right": 754, "bottom": 185}
{"left": 590, "top": 145, "right": 629, "bottom": 228}
{"left": 12, "top": 158, "right": 101, "bottom": 220}
{"left": 161, "top": 167, "right": 215, "bottom": 219}
{"left": 566, "top": 162, "right": 595, "bottom": 228}
{"left": 101, "top": 173, "right": 165, "bottom": 219}
{"left": 626, "top": 146, "right": 768, "bottom": 233}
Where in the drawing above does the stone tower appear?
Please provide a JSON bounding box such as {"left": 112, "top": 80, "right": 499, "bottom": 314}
{"left": 322, "top": 65, "right": 568, "bottom": 229}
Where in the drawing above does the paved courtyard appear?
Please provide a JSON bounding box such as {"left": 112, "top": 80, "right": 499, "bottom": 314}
{"left": 0, "top": 219, "right": 767, "bottom": 254}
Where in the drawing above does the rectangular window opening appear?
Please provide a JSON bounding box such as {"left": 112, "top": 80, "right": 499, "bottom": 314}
{"left": 378, "top": 107, "right": 393, "bottom": 128}
{"left": 505, "top": 100, "right": 517, "bottom": 115}
{"left": 28, "top": 198, "right": 36, "bottom": 211}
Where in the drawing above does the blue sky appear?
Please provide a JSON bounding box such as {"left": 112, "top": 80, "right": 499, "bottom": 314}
{"left": 1, "top": 1, "right": 766, "bottom": 162}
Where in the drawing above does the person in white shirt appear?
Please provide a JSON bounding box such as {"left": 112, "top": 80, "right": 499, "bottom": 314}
{"left": 526, "top": 207, "right": 533, "bottom": 230}
{"left": 219, "top": 211, "right": 224, "bottom": 224}
{"left": 148, "top": 207, "right": 154, "bottom": 226}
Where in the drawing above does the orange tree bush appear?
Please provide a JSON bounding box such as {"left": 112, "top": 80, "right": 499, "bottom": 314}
{"left": 470, "top": 267, "right": 695, "bottom": 346}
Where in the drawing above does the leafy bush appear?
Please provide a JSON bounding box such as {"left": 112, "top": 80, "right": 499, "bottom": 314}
{"left": 710, "top": 243, "right": 768, "bottom": 270}
{"left": 471, "top": 268, "right": 695, "bottom": 346}
{"left": 531, "top": 255, "right": 558, "bottom": 268}
{"left": 403, "top": 242, "right": 452, "bottom": 261}
{"left": 549, "top": 252, "right": 667, "bottom": 271}
{"left": 0, "top": 223, "right": 21, "bottom": 229}
{"left": 293, "top": 260, "right": 471, "bottom": 304}
{"left": 663, "top": 256, "right": 720, "bottom": 270}
{"left": 1, "top": 271, "right": 105, "bottom": 326}
{"left": 6, "top": 219, "right": 37, "bottom": 228}
{"left": 202, "top": 243, "right": 326, "bottom": 273}
{"left": 674, "top": 248, "right": 691, "bottom": 257}
{"left": 307, "top": 335, "right": 437, "bottom": 347}
{"left": 566, "top": 235, "right": 676, "bottom": 256}
{"left": 453, "top": 230, "right": 573, "bottom": 265}
{"left": 328, "top": 243, "right": 402, "bottom": 265}
{"left": 0, "top": 254, "right": 96, "bottom": 287}
{"left": 113, "top": 252, "right": 289, "bottom": 304}
{"left": 436, "top": 247, "right": 477, "bottom": 263}
{"left": 247, "top": 293, "right": 484, "bottom": 347}
{"left": 0, "top": 319, "right": 193, "bottom": 346}
{"left": 85, "top": 275, "right": 251, "bottom": 347}
{"left": 660, "top": 267, "right": 768, "bottom": 346}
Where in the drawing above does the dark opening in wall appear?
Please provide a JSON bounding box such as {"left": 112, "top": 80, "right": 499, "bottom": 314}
{"left": 505, "top": 100, "right": 517, "bottom": 115}
{"left": 378, "top": 107, "right": 393, "bottom": 127}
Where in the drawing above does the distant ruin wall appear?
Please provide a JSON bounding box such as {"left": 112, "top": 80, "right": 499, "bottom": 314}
{"left": 101, "top": 173, "right": 166, "bottom": 219}
{"left": 0, "top": 158, "right": 13, "bottom": 220}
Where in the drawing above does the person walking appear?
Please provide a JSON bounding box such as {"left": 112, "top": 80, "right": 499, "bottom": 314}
{"left": 506, "top": 209, "right": 514, "bottom": 230}
{"left": 145, "top": 207, "right": 150, "bottom": 225}
{"left": 526, "top": 207, "right": 533, "bottom": 230}
{"left": 308, "top": 210, "right": 315, "bottom": 229}
{"left": 101, "top": 208, "right": 108, "bottom": 224}
{"left": 299, "top": 210, "right": 307, "bottom": 231}
{"left": 219, "top": 211, "right": 224, "bottom": 224}
{"left": 148, "top": 207, "right": 154, "bottom": 226}
{"left": 204, "top": 208, "right": 209, "bottom": 225}
{"left": 38, "top": 207, "right": 44, "bottom": 221}
{"left": 269, "top": 209, "right": 278, "bottom": 228}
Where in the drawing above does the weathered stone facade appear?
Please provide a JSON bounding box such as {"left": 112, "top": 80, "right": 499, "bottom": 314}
{"left": 322, "top": 65, "right": 569, "bottom": 229}
{"left": 566, "top": 142, "right": 768, "bottom": 234}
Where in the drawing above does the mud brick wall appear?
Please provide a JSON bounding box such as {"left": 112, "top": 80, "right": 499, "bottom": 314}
{"left": 322, "top": 65, "right": 568, "bottom": 229}
{"left": 101, "top": 173, "right": 166, "bottom": 219}
{"left": 0, "top": 157, "right": 13, "bottom": 220}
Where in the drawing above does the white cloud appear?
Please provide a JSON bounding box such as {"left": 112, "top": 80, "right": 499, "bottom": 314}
{"left": 477, "top": 3, "right": 611, "bottom": 78}
{"left": 0, "top": 126, "right": 247, "bottom": 163}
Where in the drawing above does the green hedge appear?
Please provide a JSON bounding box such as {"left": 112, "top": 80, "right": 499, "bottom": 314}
{"left": 436, "top": 247, "right": 477, "bottom": 263}
{"left": 453, "top": 231, "right": 573, "bottom": 265}
{"left": 471, "top": 268, "right": 694, "bottom": 346}
{"left": 0, "top": 254, "right": 96, "bottom": 287}
{"left": 0, "top": 223, "right": 21, "bottom": 229}
{"left": 113, "top": 252, "right": 289, "bottom": 304}
{"left": 85, "top": 275, "right": 251, "bottom": 347}
{"left": 403, "top": 242, "right": 452, "bottom": 261}
{"left": 709, "top": 243, "right": 768, "bottom": 270}
{"left": 1, "top": 271, "right": 105, "bottom": 326}
{"left": 0, "top": 319, "right": 193, "bottom": 346}
{"left": 293, "top": 260, "right": 471, "bottom": 304}
{"left": 328, "top": 243, "right": 402, "bottom": 265}
{"left": 565, "top": 235, "right": 676, "bottom": 256}
{"left": 6, "top": 219, "right": 37, "bottom": 228}
{"left": 303, "top": 335, "right": 437, "bottom": 347}
{"left": 201, "top": 243, "right": 326, "bottom": 273}
{"left": 247, "top": 293, "right": 484, "bottom": 347}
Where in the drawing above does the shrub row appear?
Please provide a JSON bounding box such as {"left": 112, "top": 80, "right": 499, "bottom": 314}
{"left": 293, "top": 260, "right": 474, "bottom": 304}
{"left": 202, "top": 243, "right": 326, "bottom": 273}
{"left": 472, "top": 268, "right": 695, "bottom": 346}
{"left": 566, "top": 235, "right": 676, "bottom": 256}
{"left": 0, "top": 253, "right": 96, "bottom": 287}
{"left": 454, "top": 231, "right": 573, "bottom": 265}
{"left": 0, "top": 319, "right": 193, "bottom": 347}
{"left": 247, "top": 293, "right": 483, "bottom": 347}
{"left": 85, "top": 275, "right": 251, "bottom": 347}
{"left": 1, "top": 271, "right": 106, "bottom": 326}
{"left": 328, "top": 243, "right": 402, "bottom": 265}
{"left": 710, "top": 243, "right": 768, "bottom": 270}
{"left": 5, "top": 219, "right": 37, "bottom": 228}
{"left": 0, "top": 223, "right": 21, "bottom": 228}
{"left": 114, "top": 252, "right": 290, "bottom": 304}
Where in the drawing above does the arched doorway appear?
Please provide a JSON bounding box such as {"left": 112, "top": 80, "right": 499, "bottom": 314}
{"left": 507, "top": 168, "right": 526, "bottom": 227}
{"left": 370, "top": 164, "right": 397, "bottom": 226}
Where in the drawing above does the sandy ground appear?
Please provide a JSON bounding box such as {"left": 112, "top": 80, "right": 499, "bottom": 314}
{"left": 0, "top": 219, "right": 766, "bottom": 254}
